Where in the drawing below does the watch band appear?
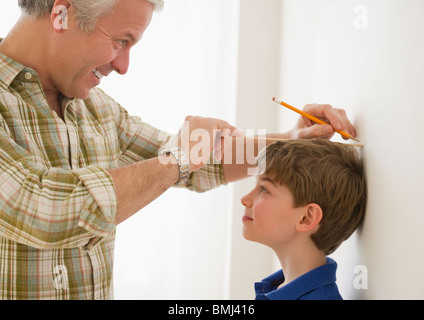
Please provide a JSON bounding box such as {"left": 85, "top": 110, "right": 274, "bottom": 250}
{"left": 161, "top": 147, "right": 190, "bottom": 186}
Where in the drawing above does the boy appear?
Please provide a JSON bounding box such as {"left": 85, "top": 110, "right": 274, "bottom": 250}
{"left": 241, "top": 140, "right": 366, "bottom": 300}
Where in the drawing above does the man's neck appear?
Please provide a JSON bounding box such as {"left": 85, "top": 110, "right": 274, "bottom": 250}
{"left": 0, "top": 16, "right": 64, "bottom": 117}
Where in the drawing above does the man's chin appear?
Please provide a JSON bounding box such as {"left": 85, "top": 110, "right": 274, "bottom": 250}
{"left": 64, "top": 87, "right": 93, "bottom": 100}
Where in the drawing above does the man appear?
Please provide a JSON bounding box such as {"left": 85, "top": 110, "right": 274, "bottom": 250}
{"left": 0, "top": 0, "right": 357, "bottom": 299}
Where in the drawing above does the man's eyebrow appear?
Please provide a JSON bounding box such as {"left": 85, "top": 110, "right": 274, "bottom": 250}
{"left": 125, "top": 33, "right": 137, "bottom": 43}
{"left": 118, "top": 33, "right": 139, "bottom": 44}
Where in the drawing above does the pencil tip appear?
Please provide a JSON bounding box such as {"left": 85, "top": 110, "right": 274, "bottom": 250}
{"left": 272, "top": 97, "right": 276, "bottom": 101}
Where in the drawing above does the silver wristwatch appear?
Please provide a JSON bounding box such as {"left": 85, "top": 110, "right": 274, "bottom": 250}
{"left": 160, "top": 147, "right": 190, "bottom": 186}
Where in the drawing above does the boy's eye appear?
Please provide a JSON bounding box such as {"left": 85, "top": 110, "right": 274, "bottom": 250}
{"left": 259, "top": 185, "right": 268, "bottom": 193}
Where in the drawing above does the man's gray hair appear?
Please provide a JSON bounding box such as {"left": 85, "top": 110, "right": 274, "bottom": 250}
{"left": 18, "top": 0, "right": 164, "bottom": 33}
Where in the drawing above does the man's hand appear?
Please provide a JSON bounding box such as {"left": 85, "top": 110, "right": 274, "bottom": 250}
{"left": 222, "top": 103, "right": 358, "bottom": 183}
{"left": 288, "top": 104, "right": 357, "bottom": 140}
{"left": 177, "top": 116, "right": 243, "bottom": 172}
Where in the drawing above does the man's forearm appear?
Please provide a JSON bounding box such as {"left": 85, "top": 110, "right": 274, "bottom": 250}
{"left": 109, "top": 155, "right": 180, "bottom": 225}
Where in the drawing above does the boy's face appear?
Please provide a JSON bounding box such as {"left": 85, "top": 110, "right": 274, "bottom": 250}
{"left": 241, "top": 175, "right": 304, "bottom": 249}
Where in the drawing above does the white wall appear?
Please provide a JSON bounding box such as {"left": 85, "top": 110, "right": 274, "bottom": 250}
{"left": 102, "top": 1, "right": 242, "bottom": 299}
{"left": 278, "top": 0, "right": 424, "bottom": 299}
{"left": 226, "top": 0, "right": 282, "bottom": 299}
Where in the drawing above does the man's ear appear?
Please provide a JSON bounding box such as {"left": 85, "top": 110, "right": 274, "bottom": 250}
{"left": 296, "top": 203, "right": 323, "bottom": 233}
{"left": 51, "top": 0, "right": 71, "bottom": 33}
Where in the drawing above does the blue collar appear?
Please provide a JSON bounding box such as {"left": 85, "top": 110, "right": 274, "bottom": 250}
{"left": 255, "top": 257, "right": 340, "bottom": 300}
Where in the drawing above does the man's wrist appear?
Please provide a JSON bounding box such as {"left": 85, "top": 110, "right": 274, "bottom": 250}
{"left": 160, "top": 147, "right": 190, "bottom": 186}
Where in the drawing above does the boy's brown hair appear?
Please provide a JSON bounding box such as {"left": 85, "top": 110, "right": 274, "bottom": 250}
{"left": 257, "top": 140, "right": 367, "bottom": 255}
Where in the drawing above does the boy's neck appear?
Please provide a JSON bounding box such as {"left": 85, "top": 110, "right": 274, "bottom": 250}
{"left": 274, "top": 242, "right": 327, "bottom": 288}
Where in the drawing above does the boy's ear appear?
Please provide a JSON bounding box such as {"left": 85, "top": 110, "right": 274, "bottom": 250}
{"left": 296, "top": 203, "right": 323, "bottom": 233}
{"left": 51, "top": 0, "right": 71, "bottom": 33}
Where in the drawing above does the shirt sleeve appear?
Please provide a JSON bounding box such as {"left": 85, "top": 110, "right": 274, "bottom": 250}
{"left": 0, "top": 121, "right": 116, "bottom": 250}
{"left": 102, "top": 91, "right": 227, "bottom": 193}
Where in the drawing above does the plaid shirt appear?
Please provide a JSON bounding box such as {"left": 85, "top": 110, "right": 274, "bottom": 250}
{"left": 0, "top": 51, "right": 225, "bottom": 299}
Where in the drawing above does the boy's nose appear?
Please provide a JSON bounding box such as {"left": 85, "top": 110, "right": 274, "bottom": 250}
{"left": 241, "top": 192, "right": 253, "bottom": 208}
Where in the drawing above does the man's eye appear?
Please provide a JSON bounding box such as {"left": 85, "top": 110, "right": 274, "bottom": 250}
{"left": 259, "top": 185, "right": 268, "bottom": 193}
{"left": 116, "top": 40, "right": 128, "bottom": 48}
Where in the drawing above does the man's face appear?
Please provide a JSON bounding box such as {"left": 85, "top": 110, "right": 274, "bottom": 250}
{"left": 49, "top": 0, "right": 154, "bottom": 99}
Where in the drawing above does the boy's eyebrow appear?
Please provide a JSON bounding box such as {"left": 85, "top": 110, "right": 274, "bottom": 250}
{"left": 258, "top": 176, "right": 277, "bottom": 186}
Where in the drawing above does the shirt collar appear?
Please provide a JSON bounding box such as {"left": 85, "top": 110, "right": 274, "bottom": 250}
{"left": 255, "top": 257, "right": 338, "bottom": 300}
{"left": 0, "top": 43, "right": 42, "bottom": 89}
{"left": 0, "top": 53, "right": 26, "bottom": 88}
{"left": 0, "top": 39, "right": 76, "bottom": 105}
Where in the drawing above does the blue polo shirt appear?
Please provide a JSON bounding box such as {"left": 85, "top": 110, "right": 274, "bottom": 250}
{"left": 255, "top": 258, "right": 343, "bottom": 300}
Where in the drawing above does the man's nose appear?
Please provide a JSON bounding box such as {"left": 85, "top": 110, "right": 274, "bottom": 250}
{"left": 111, "top": 48, "right": 130, "bottom": 75}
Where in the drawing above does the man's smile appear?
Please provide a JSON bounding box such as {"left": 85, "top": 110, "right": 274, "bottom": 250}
{"left": 93, "top": 68, "right": 105, "bottom": 80}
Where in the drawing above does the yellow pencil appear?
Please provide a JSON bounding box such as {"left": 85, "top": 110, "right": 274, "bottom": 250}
{"left": 273, "top": 98, "right": 360, "bottom": 142}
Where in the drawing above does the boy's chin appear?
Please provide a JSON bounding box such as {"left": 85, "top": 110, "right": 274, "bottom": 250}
{"left": 241, "top": 230, "right": 256, "bottom": 243}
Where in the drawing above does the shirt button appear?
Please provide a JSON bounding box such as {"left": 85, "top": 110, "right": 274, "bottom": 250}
{"left": 25, "top": 72, "right": 32, "bottom": 80}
